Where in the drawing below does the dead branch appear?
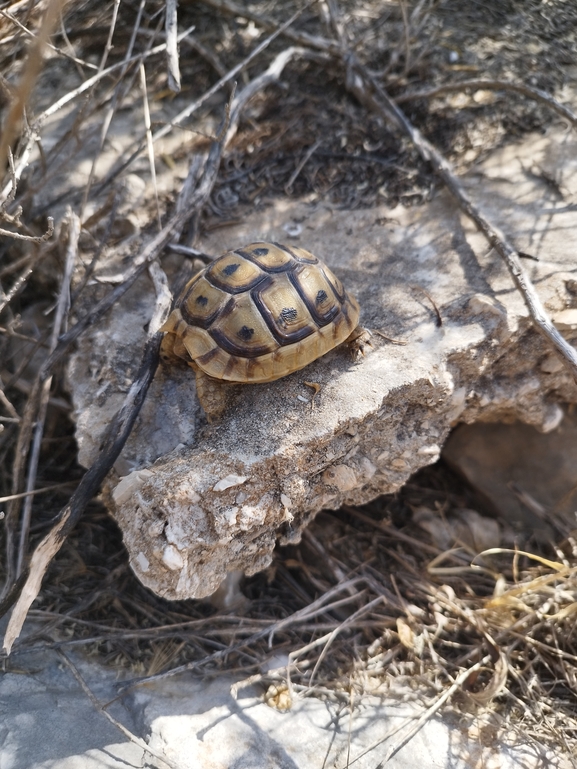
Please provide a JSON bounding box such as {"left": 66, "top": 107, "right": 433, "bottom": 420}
{"left": 344, "top": 58, "right": 577, "bottom": 383}
{"left": 0, "top": 73, "right": 244, "bottom": 651}
{"left": 0, "top": 218, "right": 54, "bottom": 242}
{"left": 396, "top": 78, "right": 577, "bottom": 128}
{"left": 16, "top": 211, "right": 79, "bottom": 578}
{"left": 165, "top": 0, "right": 181, "bottom": 93}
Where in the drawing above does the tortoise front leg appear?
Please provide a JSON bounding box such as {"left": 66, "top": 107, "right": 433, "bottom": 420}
{"left": 194, "top": 367, "right": 237, "bottom": 422}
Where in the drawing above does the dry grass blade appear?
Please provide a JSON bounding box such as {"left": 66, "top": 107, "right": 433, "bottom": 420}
{"left": 16, "top": 211, "right": 79, "bottom": 578}
{"left": 0, "top": 0, "right": 64, "bottom": 174}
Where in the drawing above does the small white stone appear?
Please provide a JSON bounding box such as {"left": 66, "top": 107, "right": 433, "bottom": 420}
{"left": 136, "top": 551, "right": 150, "bottom": 572}
{"left": 283, "top": 222, "right": 302, "bottom": 238}
{"left": 377, "top": 451, "right": 390, "bottom": 463}
{"left": 235, "top": 491, "right": 247, "bottom": 504}
{"left": 391, "top": 458, "right": 408, "bottom": 469}
{"left": 281, "top": 494, "right": 292, "bottom": 509}
{"left": 162, "top": 545, "right": 184, "bottom": 571}
{"left": 112, "top": 469, "right": 153, "bottom": 506}
{"left": 297, "top": 395, "right": 309, "bottom": 403}
{"left": 223, "top": 507, "right": 239, "bottom": 525}
{"left": 213, "top": 474, "right": 248, "bottom": 492}
{"left": 542, "top": 404, "right": 564, "bottom": 434}
{"left": 418, "top": 444, "right": 440, "bottom": 455}
{"left": 358, "top": 457, "right": 377, "bottom": 480}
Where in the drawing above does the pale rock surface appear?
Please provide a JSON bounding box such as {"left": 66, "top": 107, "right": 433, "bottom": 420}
{"left": 67, "top": 125, "right": 577, "bottom": 599}
{"left": 1, "top": 633, "right": 569, "bottom": 769}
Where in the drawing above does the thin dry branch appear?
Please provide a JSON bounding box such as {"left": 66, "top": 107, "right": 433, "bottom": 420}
{"left": 165, "top": 0, "right": 181, "bottom": 93}
{"left": 198, "top": 0, "right": 339, "bottom": 54}
{"left": 16, "top": 211, "right": 79, "bottom": 578}
{"left": 58, "top": 651, "right": 178, "bottom": 769}
{"left": 344, "top": 58, "right": 577, "bottom": 382}
{"left": 395, "top": 78, "right": 577, "bottom": 128}
{"left": 344, "top": 654, "right": 493, "bottom": 767}
{"left": 1, "top": 81, "right": 242, "bottom": 651}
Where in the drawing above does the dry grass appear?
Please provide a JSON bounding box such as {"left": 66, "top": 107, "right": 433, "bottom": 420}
{"left": 1, "top": 0, "right": 577, "bottom": 762}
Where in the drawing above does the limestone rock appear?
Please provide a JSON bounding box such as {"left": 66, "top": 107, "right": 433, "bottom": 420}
{"left": 443, "top": 408, "right": 577, "bottom": 539}
{"left": 67, "top": 127, "right": 577, "bottom": 599}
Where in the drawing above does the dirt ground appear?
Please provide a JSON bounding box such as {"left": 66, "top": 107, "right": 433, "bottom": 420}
{"left": 2, "top": 0, "right": 577, "bottom": 760}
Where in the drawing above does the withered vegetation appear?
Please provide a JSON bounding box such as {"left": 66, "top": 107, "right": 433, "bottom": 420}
{"left": 1, "top": 0, "right": 577, "bottom": 761}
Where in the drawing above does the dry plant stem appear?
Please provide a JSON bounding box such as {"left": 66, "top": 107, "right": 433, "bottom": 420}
{"left": 0, "top": 219, "right": 54, "bottom": 241}
{"left": 165, "top": 0, "right": 181, "bottom": 92}
{"left": 16, "top": 212, "right": 79, "bottom": 578}
{"left": 346, "top": 60, "right": 577, "bottom": 382}
{"left": 344, "top": 654, "right": 492, "bottom": 768}
{"left": 119, "top": 578, "right": 367, "bottom": 691}
{"left": 139, "top": 63, "right": 161, "bottom": 231}
{"left": 98, "top": 0, "right": 121, "bottom": 73}
{"left": 152, "top": 4, "right": 314, "bottom": 146}
{"left": 2, "top": 323, "right": 168, "bottom": 655}
{"left": 57, "top": 651, "right": 178, "bottom": 769}
{"left": 2, "top": 110, "right": 232, "bottom": 651}
{"left": 395, "top": 78, "right": 577, "bottom": 127}
{"left": 198, "top": 0, "right": 339, "bottom": 54}
{"left": 79, "top": 0, "right": 148, "bottom": 218}
{"left": 0, "top": 0, "right": 64, "bottom": 174}
{"left": 0, "top": 26, "right": 194, "bottom": 207}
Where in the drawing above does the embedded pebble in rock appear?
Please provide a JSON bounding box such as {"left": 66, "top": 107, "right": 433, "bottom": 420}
{"left": 67, "top": 127, "right": 577, "bottom": 599}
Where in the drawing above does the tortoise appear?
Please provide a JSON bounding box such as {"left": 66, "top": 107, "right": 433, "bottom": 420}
{"left": 160, "top": 241, "right": 362, "bottom": 419}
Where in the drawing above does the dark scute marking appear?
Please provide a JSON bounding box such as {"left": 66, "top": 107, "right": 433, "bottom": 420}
{"left": 280, "top": 307, "right": 298, "bottom": 323}
{"left": 196, "top": 295, "right": 208, "bottom": 306}
{"left": 237, "top": 325, "right": 254, "bottom": 341}
{"left": 253, "top": 247, "right": 269, "bottom": 256}
{"left": 197, "top": 347, "right": 219, "bottom": 365}
{"left": 223, "top": 263, "right": 240, "bottom": 276}
{"left": 316, "top": 289, "right": 328, "bottom": 304}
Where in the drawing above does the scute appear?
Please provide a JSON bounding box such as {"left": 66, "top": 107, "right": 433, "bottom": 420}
{"left": 180, "top": 276, "right": 229, "bottom": 327}
{"left": 206, "top": 251, "right": 264, "bottom": 292}
{"left": 290, "top": 263, "right": 341, "bottom": 326}
{"left": 160, "top": 241, "right": 361, "bottom": 384}
{"left": 253, "top": 272, "right": 316, "bottom": 344}
{"left": 238, "top": 242, "right": 294, "bottom": 271}
{"left": 208, "top": 291, "right": 278, "bottom": 358}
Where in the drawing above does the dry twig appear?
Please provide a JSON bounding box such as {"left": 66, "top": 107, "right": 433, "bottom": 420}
{"left": 344, "top": 58, "right": 577, "bottom": 382}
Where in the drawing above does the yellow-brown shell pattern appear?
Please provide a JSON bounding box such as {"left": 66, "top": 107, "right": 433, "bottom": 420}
{"left": 160, "top": 242, "right": 360, "bottom": 383}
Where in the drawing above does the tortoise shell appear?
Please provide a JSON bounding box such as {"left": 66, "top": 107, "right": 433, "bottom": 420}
{"left": 160, "top": 241, "right": 360, "bottom": 384}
